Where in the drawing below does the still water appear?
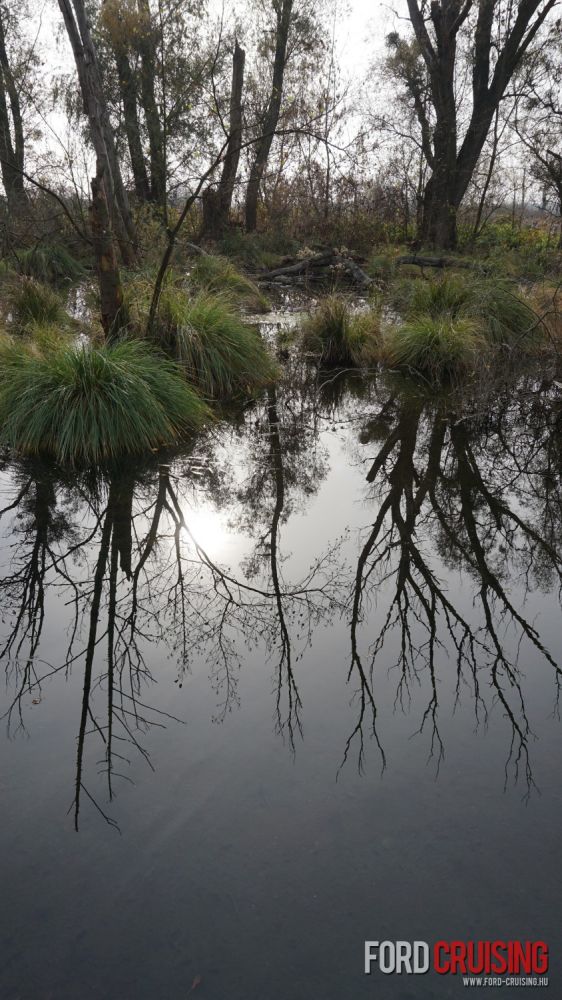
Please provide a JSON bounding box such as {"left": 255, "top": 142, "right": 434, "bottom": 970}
{"left": 1, "top": 355, "right": 562, "bottom": 999}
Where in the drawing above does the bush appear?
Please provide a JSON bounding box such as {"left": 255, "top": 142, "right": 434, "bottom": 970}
{"left": 302, "top": 295, "right": 380, "bottom": 367}
{"left": 0, "top": 338, "right": 209, "bottom": 465}
{"left": 188, "top": 253, "right": 270, "bottom": 312}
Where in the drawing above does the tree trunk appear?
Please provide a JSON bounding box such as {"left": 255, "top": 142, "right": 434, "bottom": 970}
{"left": 113, "top": 46, "right": 151, "bottom": 202}
{"left": 406, "top": 0, "right": 557, "bottom": 250}
{"left": 90, "top": 166, "right": 127, "bottom": 341}
{"left": 245, "top": 0, "right": 293, "bottom": 233}
{"left": 58, "top": 0, "right": 137, "bottom": 265}
{"left": 0, "top": 8, "right": 25, "bottom": 207}
{"left": 202, "top": 39, "right": 245, "bottom": 238}
{"left": 136, "top": 0, "right": 166, "bottom": 212}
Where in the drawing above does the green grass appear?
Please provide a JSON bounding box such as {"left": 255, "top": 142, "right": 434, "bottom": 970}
{"left": 12, "top": 277, "right": 68, "bottom": 330}
{"left": 302, "top": 295, "right": 380, "bottom": 367}
{"left": 390, "top": 273, "right": 473, "bottom": 319}
{"left": 188, "top": 254, "right": 270, "bottom": 312}
{"left": 383, "top": 315, "right": 486, "bottom": 382}
{"left": 385, "top": 274, "right": 539, "bottom": 381}
{"left": 167, "top": 292, "right": 278, "bottom": 397}
{"left": 16, "top": 244, "right": 86, "bottom": 285}
{"left": 125, "top": 272, "right": 277, "bottom": 398}
{"left": 0, "top": 338, "right": 209, "bottom": 465}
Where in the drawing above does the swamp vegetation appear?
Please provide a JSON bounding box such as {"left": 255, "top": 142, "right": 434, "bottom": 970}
{"left": 2, "top": 1, "right": 562, "bottom": 995}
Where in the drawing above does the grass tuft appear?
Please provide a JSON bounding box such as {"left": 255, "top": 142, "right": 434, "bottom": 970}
{"left": 167, "top": 292, "right": 278, "bottom": 397}
{"left": 0, "top": 338, "right": 209, "bottom": 465}
{"left": 302, "top": 295, "right": 380, "bottom": 366}
{"left": 385, "top": 273, "right": 539, "bottom": 381}
{"left": 383, "top": 315, "right": 486, "bottom": 382}
{"left": 188, "top": 254, "right": 270, "bottom": 312}
{"left": 12, "top": 278, "right": 68, "bottom": 330}
{"left": 125, "top": 272, "right": 277, "bottom": 398}
{"left": 16, "top": 244, "right": 86, "bottom": 286}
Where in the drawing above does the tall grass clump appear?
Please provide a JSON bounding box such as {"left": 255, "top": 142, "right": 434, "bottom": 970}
{"left": 383, "top": 315, "right": 486, "bottom": 382}
{"left": 17, "top": 244, "right": 86, "bottom": 286}
{"left": 466, "top": 280, "right": 538, "bottom": 345}
{"left": 12, "top": 277, "right": 68, "bottom": 330}
{"left": 385, "top": 273, "right": 540, "bottom": 381}
{"left": 390, "top": 273, "right": 537, "bottom": 346}
{"left": 390, "top": 273, "right": 472, "bottom": 319}
{"left": 302, "top": 295, "right": 380, "bottom": 367}
{"left": 188, "top": 253, "right": 270, "bottom": 312}
{"left": 0, "top": 338, "right": 209, "bottom": 465}
{"left": 166, "top": 292, "right": 278, "bottom": 397}
{"left": 125, "top": 273, "right": 277, "bottom": 398}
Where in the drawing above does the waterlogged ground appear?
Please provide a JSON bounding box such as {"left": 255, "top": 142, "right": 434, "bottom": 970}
{"left": 1, "top": 340, "right": 562, "bottom": 998}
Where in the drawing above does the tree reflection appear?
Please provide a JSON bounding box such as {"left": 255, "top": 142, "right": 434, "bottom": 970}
{"left": 0, "top": 421, "right": 342, "bottom": 828}
{"left": 347, "top": 381, "right": 562, "bottom": 795}
{"left": 2, "top": 371, "right": 562, "bottom": 823}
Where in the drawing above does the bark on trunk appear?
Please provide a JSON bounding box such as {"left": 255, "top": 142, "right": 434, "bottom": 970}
{"left": 407, "top": 0, "right": 557, "bottom": 250}
{"left": 202, "top": 40, "right": 245, "bottom": 238}
{"left": 112, "top": 46, "right": 150, "bottom": 202}
{"left": 0, "top": 8, "right": 25, "bottom": 206}
{"left": 58, "top": 0, "right": 137, "bottom": 265}
{"left": 136, "top": 0, "right": 166, "bottom": 211}
{"left": 245, "top": 0, "right": 293, "bottom": 233}
{"left": 90, "top": 167, "right": 127, "bottom": 341}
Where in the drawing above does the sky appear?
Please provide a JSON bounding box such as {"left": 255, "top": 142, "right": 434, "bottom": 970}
{"left": 25, "top": 0, "right": 398, "bottom": 186}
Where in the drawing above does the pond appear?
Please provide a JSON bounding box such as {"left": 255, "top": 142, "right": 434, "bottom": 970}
{"left": 1, "top": 343, "right": 562, "bottom": 998}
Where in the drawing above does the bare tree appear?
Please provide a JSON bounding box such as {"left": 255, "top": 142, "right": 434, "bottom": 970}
{"left": 202, "top": 39, "right": 246, "bottom": 238}
{"left": 398, "top": 0, "right": 557, "bottom": 248}
{"left": 245, "top": 0, "right": 294, "bottom": 232}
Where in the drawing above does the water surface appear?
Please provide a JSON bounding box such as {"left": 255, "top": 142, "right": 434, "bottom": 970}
{"left": 1, "top": 357, "right": 562, "bottom": 999}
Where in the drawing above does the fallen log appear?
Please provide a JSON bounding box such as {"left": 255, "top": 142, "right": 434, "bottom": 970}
{"left": 257, "top": 251, "right": 373, "bottom": 289}
{"left": 258, "top": 252, "right": 336, "bottom": 280}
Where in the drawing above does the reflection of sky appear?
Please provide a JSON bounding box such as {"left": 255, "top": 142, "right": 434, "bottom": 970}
{"left": 1, "top": 377, "right": 562, "bottom": 999}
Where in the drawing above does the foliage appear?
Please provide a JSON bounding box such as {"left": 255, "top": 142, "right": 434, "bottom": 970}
{"left": 0, "top": 337, "right": 209, "bottom": 465}
{"left": 302, "top": 295, "right": 380, "bottom": 366}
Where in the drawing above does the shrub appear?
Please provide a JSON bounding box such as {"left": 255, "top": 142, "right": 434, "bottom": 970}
{"left": 188, "top": 254, "right": 270, "bottom": 312}
{"left": 383, "top": 315, "right": 486, "bottom": 383}
{"left": 0, "top": 338, "right": 209, "bottom": 465}
{"left": 302, "top": 295, "right": 380, "bottom": 367}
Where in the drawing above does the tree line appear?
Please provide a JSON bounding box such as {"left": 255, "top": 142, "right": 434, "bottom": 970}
{"left": 0, "top": 0, "right": 561, "bottom": 259}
